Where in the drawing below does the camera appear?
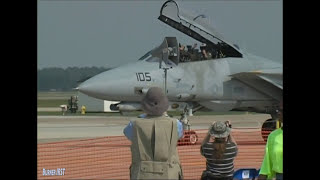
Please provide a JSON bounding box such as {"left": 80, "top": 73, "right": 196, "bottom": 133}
{"left": 225, "top": 121, "right": 232, "bottom": 128}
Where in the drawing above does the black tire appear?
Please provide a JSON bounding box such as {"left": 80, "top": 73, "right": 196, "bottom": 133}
{"left": 261, "top": 119, "right": 276, "bottom": 142}
{"left": 188, "top": 133, "right": 198, "bottom": 145}
{"left": 184, "top": 131, "right": 198, "bottom": 145}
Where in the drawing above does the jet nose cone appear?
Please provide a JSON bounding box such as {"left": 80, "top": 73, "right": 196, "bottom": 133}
{"left": 78, "top": 79, "right": 99, "bottom": 96}
{"left": 76, "top": 64, "right": 138, "bottom": 101}
{"left": 77, "top": 70, "right": 114, "bottom": 100}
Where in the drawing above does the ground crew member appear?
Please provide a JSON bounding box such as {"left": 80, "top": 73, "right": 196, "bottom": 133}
{"left": 123, "top": 87, "right": 184, "bottom": 179}
{"left": 200, "top": 121, "right": 238, "bottom": 180}
{"left": 60, "top": 105, "right": 67, "bottom": 116}
{"left": 258, "top": 101, "right": 283, "bottom": 180}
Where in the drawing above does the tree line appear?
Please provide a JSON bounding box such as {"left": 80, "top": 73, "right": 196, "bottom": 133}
{"left": 38, "top": 67, "right": 111, "bottom": 91}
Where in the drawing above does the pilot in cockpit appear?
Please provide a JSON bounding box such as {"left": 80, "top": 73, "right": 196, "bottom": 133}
{"left": 201, "top": 43, "right": 215, "bottom": 60}
{"left": 200, "top": 43, "right": 208, "bottom": 60}
{"left": 179, "top": 43, "right": 185, "bottom": 51}
{"left": 188, "top": 43, "right": 201, "bottom": 61}
{"left": 179, "top": 43, "right": 190, "bottom": 62}
{"left": 191, "top": 43, "right": 198, "bottom": 52}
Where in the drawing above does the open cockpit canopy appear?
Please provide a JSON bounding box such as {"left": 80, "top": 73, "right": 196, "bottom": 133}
{"left": 158, "top": 0, "right": 242, "bottom": 58}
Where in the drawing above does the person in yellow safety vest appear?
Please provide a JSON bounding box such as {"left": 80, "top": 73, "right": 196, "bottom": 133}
{"left": 81, "top": 105, "right": 86, "bottom": 115}
{"left": 258, "top": 101, "right": 283, "bottom": 180}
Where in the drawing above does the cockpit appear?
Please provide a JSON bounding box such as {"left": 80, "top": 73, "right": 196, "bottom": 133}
{"left": 159, "top": 0, "right": 243, "bottom": 61}
{"left": 138, "top": 37, "right": 237, "bottom": 65}
{"left": 178, "top": 42, "right": 229, "bottom": 63}
{"left": 139, "top": 0, "right": 243, "bottom": 65}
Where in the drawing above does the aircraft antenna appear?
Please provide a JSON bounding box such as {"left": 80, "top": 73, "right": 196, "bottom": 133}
{"left": 160, "top": 48, "right": 171, "bottom": 95}
{"left": 163, "top": 67, "right": 169, "bottom": 95}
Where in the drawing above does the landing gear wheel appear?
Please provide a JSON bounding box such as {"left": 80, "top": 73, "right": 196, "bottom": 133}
{"left": 188, "top": 132, "right": 198, "bottom": 145}
{"left": 261, "top": 118, "right": 276, "bottom": 142}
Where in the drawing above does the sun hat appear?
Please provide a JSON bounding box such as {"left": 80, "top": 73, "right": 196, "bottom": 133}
{"left": 209, "top": 121, "right": 231, "bottom": 138}
{"left": 141, "top": 87, "right": 169, "bottom": 116}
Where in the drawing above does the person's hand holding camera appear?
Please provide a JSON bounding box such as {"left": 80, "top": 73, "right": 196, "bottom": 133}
{"left": 208, "top": 121, "right": 216, "bottom": 133}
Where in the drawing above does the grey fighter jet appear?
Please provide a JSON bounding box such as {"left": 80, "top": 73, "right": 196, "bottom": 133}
{"left": 78, "top": 0, "right": 282, "bottom": 131}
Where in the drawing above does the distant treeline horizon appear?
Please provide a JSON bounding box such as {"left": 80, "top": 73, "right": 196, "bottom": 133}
{"left": 38, "top": 66, "right": 112, "bottom": 91}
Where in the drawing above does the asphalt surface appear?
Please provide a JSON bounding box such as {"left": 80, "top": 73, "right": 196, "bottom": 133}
{"left": 37, "top": 114, "right": 270, "bottom": 143}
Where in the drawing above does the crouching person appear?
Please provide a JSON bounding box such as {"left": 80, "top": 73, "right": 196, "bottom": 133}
{"left": 123, "top": 87, "right": 184, "bottom": 179}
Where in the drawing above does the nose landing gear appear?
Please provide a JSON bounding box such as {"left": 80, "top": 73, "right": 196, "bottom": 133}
{"left": 177, "top": 106, "right": 202, "bottom": 145}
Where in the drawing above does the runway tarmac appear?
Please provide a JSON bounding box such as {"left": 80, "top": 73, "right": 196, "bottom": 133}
{"left": 38, "top": 114, "right": 271, "bottom": 143}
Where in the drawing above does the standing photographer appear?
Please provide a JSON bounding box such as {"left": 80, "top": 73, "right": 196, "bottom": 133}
{"left": 123, "top": 87, "right": 183, "bottom": 180}
{"left": 200, "top": 121, "right": 238, "bottom": 180}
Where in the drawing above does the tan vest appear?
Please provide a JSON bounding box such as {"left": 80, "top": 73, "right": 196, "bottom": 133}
{"left": 129, "top": 115, "right": 183, "bottom": 180}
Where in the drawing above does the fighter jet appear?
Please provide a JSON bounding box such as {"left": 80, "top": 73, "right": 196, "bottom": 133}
{"left": 78, "top": 0, "right": 282, "bottom": 131}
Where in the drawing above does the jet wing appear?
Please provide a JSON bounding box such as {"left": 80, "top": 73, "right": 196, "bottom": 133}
{"left": 159, "top": 0, "right": 242, "bottom": 57}
{"left": 231, "top": 68, "right": 283, "bottom": 101}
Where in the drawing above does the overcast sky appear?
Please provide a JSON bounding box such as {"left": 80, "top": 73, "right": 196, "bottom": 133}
{"left": 38, "top": 0, "right": 282, "bottom": 69}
